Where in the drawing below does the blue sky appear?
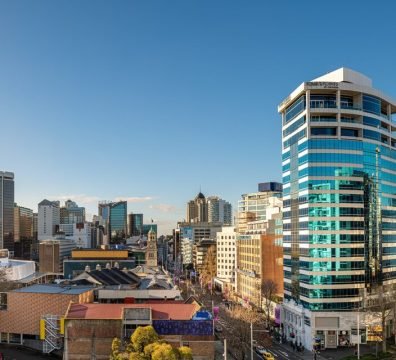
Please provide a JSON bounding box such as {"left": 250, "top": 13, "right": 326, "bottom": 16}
{"left": 1, "top": 1, "right": 396, "bottom": 234}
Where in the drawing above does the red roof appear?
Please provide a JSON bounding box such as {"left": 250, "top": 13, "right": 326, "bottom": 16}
{"left": 66, "top": 303, "right": 199, "bottom": 320}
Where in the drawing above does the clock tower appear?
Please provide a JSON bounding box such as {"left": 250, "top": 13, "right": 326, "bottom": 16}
{"left": 145, "top": 227, "right": 158, "bottom": 267}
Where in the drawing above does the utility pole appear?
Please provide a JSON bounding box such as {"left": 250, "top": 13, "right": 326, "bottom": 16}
{"left": 250, "top": 322, "right": 254, "bottom": 360}
{"left": 357, "top": 309, "right": 360, "bottom": 360}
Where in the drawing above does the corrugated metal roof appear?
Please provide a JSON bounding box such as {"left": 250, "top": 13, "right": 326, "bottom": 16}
{"left": 13, "top": 284, "right": 93, "bottom": 295}
{"left": 66, "top": 303, "right": 200, "bottom": 320}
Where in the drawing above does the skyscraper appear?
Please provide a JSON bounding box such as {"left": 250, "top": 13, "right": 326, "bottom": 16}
{"left": 38, "top": 199, "right": 60, "bottom": 241}
{"left": 207, "top": 196, "right": 232, "bottom": 225}
{"left": 98, "top": 201, "right": 127, "bottom": 242}
{"left": 128, "top": 213, "right": 143, "bottom": 236}
{"left": 14, "top": 204, "right": 33, "bottom": 258}
{"left": 0, "top": 172, "right": 14, "bottom": 252}
{"left": 279, "top": 68, "right": 396, "bottom": 349}
{"left": 59, "top": 200, "right": 85, "bottom": 236}
{"left": 186, "top": 192, "right": 208, "bottom": 223}
{"left": 236, "top": 183, "right": 283, "bottom": 308}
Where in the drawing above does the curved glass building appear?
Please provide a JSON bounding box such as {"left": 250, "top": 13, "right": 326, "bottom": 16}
{"left": 279, "top": 68, "right": 396, "bottom": 349}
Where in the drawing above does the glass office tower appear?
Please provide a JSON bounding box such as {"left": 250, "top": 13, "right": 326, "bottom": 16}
{"left": 279, "top": 68, "right": 396, "bottom": 349}
{"left": 0, "top": 172, "right": 14, "bottom": 252}
{"left": 128, "top": 213, "right": 143, "bottom": 236}
{"left": 98, "top": 201, "right": 127, "bottom": 242}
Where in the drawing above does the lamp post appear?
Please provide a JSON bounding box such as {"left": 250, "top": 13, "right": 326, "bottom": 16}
{"left": 250, "top": 322, "right": 254, "bottom": 360}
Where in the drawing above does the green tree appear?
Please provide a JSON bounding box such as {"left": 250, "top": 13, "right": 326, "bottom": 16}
{"left": 109, "top": 326, "right": 194, "bottom": 360}
{"left": 128, "top": 352, "right": 146, "bottom": 360}
{"left": 131, "top": 326, "right": 159, "bottom": 353}
{"left": 151, "top": 343, "right": 178, "bottom": 360}
{"left": 200, "top": 245, "right": 217, "bottom": 293}
{"left": 110, "top": 338, "right": 121, "bottom": 360}
{"left": 177, "top": 346, "right": 193, "bottom": 360}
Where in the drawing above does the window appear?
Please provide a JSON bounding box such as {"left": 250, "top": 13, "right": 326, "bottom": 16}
{"left": 285, "top": 96, "right": 306, "bottom": 123}
{"left": 363, "top": 95, "right": 381, "bottom": 115}
{"left": 341, "top": 128, "right": 358, "bottom": 137}
{"left": 0, "top": 293, "right": 7, "bottom": 310}
{"left": 311, "top": 127, "right": 337, "bottom": 136}
{"left": 363, "top": 129, "right": 381, "bottom": 141}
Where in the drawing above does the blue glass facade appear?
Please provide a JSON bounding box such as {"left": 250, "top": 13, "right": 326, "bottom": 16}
{"left": 110, "top": 202, "right": 127, "bottom": 240}
{"left": 281, "top": 81, "right": 396, "bottom": 312}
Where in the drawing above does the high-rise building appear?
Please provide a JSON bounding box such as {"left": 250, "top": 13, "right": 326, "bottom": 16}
{"left": 186, "top": 192, "right": 208, "bottom": 223}
{"left": 59, "top": 200, "right": 85, "bottom": 236}
{"left": 214, "top": 226, "right": 236, "bottom": 293}
{"left": 207, "top": 196, "right": 232, "bottom": 225}
{"left": 237, "top": 182, "right": 282, "bottom": 233}
{"left": 38, "top": 200, "right": 60, "bottom": 241}
{"left": 279, "top": 68, "right": 396, "bottom": 349}
{"left": 98, "top": 201, "right": 127, "bottom": 242}
{"left": 128, "top": 213, "right": 143, "bottom": 236}
{"left": 13, "top": 204, "right": 33, "bottom": 258}
{"left": 236, "top": 183, "right": 283, "bottom": 308}
{"left": 0, "top": 171, "right": 14, "bottom": 252}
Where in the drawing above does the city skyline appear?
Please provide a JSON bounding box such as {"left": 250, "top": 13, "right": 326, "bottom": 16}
{"left": 2, "top": 1, "right": 396, "bottom": 234}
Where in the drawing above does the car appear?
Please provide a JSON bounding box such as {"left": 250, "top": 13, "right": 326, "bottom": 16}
{"left": 262, "top": 352, "right": 274, "bottom": 360}
{"left": 255, "top": 345, "right": 265, "bottom": 354}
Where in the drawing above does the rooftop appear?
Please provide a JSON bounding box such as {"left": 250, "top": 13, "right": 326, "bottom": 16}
{"left": 13, "top": 284, "right": 93, "bottom": 295}
{"left": 311, "top": 67, "right": 372, "bottom": 87}
{"left": 66, "top": 302, "right": 199, "bottom": 320}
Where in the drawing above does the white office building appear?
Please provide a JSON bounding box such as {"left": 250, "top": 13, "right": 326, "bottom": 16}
{"left": 38, "top": 200, "right": 60, "bottom": 241}
{"left": 214, "top": 226, "right": 236, "bottom": 292}
{"left": 279, "top": 68, "right": 396, "bottom": 350}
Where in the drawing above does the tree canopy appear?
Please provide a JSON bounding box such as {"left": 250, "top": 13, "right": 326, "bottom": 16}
{"left": 109, "top": 326, "right": 193, "bottom": 360}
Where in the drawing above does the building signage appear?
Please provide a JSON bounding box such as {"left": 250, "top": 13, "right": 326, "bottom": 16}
{"left": 306, "top": 81, "right": 339, "bottom": 89}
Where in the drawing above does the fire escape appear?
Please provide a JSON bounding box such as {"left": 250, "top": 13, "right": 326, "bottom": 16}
{"left": 42, "top": 315, "right": 63, "bottom": 353}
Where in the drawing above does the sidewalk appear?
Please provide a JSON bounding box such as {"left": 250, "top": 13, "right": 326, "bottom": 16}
{"left": 275, "top": 340, "right": 326, "bottom": 360}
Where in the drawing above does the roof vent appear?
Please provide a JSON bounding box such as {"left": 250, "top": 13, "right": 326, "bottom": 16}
{"left": 96, "top": 264, "right": 101, "bottom": 271}
{"left": 106, "top": 263, "right": 111, "bottom": 269}
{"left": 114, "top": 262, "right": 119, "bottom": 269}
{"left": 85, "top": 265, "right": 91, "bottom": 272}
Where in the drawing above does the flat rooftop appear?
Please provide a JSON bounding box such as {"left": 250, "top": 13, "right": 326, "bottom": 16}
{"left": 13, "top": 284, "right": 93, "bottom": 295}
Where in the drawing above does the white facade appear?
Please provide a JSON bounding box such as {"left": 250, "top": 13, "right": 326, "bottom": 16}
{"left": 181, "top": 238, "right": 194, "bottom": 265}
{"left": 38, "top": 200, "right": 60, "bottom": 241}
{"left": 0, "top": 250, "right": 35, "bottom": 281}
{"left": 207, "top": 196, "right": 232, "bottom": 225}
{"left": 215, "top": 226, "right": 236, "bottom": 282}
{"left": 71, "top": 223, "right": 92, "bottom": 248}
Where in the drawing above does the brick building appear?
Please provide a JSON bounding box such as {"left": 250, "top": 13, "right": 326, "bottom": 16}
{"left": 64, "top": 303, "right": 215, "bottom": 360}
{"left": 0, "top": 284, "right": 93, "bottom": 347}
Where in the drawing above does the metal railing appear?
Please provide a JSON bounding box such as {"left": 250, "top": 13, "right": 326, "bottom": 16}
{"left": 42, "top": 315, "right": 62, "bottom": 354}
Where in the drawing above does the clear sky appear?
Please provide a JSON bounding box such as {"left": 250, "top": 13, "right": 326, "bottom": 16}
{"left": 1, "top": 1, "right": 396, "bottom": 235}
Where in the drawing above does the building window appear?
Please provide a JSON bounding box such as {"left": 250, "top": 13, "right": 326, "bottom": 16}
{"left": 0, "top": 293, "right": 7, "bottom": 310}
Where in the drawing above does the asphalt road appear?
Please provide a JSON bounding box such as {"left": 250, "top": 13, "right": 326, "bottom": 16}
{"left": 0, "top": 345, "right": 60, "bottom": 360}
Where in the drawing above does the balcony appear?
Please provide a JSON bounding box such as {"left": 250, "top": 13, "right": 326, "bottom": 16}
{"left": 310, "top": 100, "right": 337, "bottom": 109}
